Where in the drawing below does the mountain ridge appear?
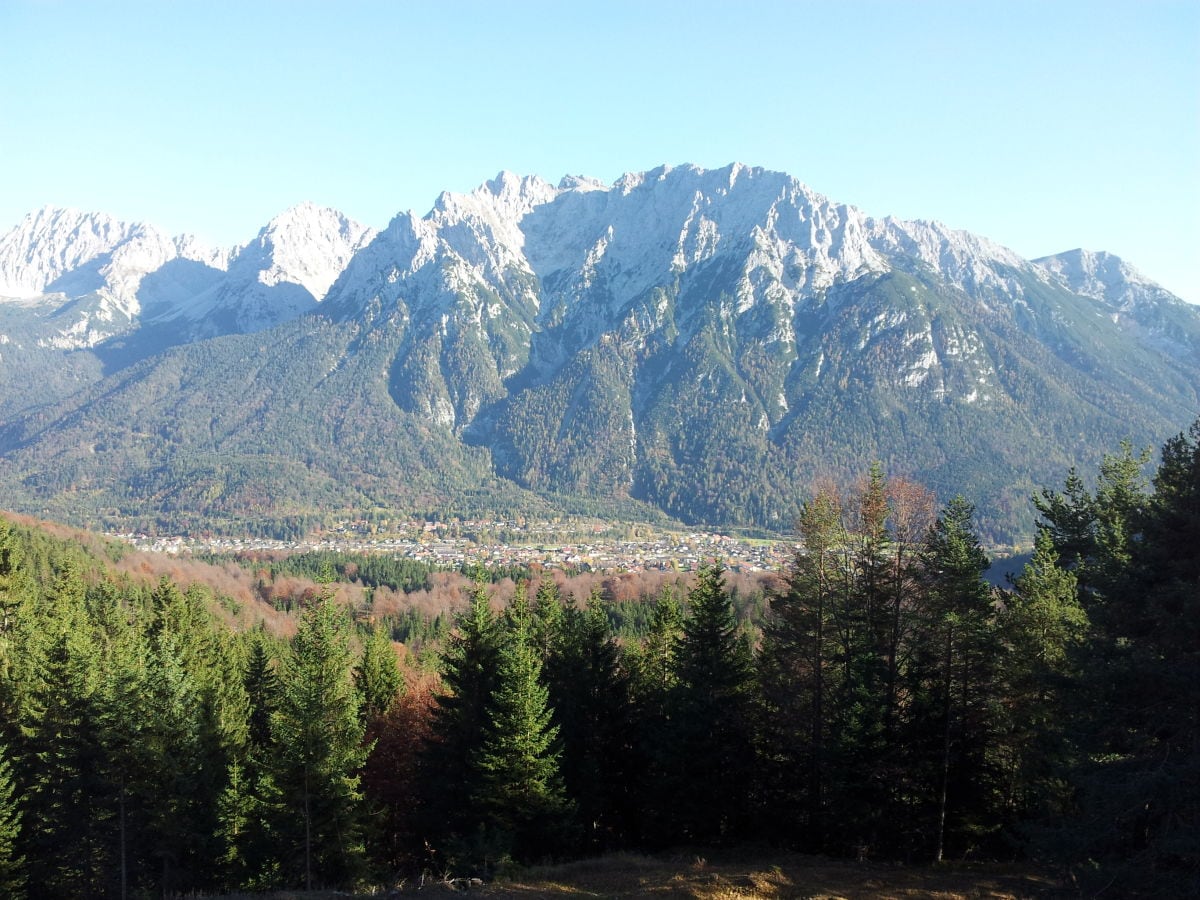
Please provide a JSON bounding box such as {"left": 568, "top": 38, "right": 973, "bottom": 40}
{"left": 1, "top": 163, "right": 1196, "bottom": 541}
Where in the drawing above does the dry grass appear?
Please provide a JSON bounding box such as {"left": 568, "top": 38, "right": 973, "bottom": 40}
{"left": 396, "top": 851, "right": 1061, "bottom": 900}
{"left": 206, "top": 851, "right": 1062, "bottom": 899}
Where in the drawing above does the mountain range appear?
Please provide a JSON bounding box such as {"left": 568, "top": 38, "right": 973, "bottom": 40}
{"left": 1, "top": 163, "right": 1197, "bottom": 542}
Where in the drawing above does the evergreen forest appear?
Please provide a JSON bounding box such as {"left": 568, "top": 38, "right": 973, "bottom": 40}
{"left": 0, "top": 421, "right": 1197, "bottom": 897}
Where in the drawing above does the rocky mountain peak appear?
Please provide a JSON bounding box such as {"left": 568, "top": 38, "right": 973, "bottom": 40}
{"left": 1034, "top": 248, "right": 1168, "bottom": 308}
{"left": 235, "top": 202, "right": 376, "bottom": 302}
{"left": 0, "top": 206, "right": 140, "bottom": 298}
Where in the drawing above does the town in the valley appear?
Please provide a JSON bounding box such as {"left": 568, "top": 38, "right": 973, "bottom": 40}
{"left": 111, "top": 517, "right": 797, "bottom": 574}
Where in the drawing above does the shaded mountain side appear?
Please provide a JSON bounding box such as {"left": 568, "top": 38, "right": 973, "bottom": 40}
{"left": 0, "top": 317, "right": 670, "bottom": 535}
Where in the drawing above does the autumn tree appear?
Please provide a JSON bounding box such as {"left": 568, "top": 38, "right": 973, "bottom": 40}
{"left": 360, "top": 680, "right": 436, "bottom": 875}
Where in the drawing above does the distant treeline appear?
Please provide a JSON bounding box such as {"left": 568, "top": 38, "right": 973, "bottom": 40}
{"left": 0, "top": 420, "right": 1196, "bottom": 897}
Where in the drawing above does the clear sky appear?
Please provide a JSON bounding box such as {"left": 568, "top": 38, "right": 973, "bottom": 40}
{"left": 2, "top": 0, "right": 1197, "bottom": 301}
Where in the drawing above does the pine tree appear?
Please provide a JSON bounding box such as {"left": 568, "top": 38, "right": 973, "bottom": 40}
{"left": 1034, "top": 443, "right": 1151, "bottom": 611}
{"left": 1090, "top": 442, "right": 1152, "bottom": 601}
{"left": 823, "top": 477, "right": 896, "bottom": 856}
{"left": 1033, "top": 468, "right": 1095, "bottom": 572}
{"left": 855, "top": 463, "right": 894, "bottom": 654}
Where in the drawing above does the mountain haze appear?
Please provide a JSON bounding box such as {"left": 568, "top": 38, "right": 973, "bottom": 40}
{"left": 1, "top": 164, "right": 1196, "bottom": 541}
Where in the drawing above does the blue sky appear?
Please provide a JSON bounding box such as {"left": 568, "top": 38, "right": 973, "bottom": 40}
{"left": 2, "top": 0, "right": 1197, "bottom": 301}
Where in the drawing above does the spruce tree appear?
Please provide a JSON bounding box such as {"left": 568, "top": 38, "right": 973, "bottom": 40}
{"left": 663, "top": 563, "right": 755, "bottom": 844}
{"left": 197, "top": 628, "right": 253, "bottom": 885}
{"left": 94, "top": 611, "right": 150, "bottom": 900}
{"left": 995, "top": 528, "right": 1087, "bottom": 830}
{"left": 132, "top": 627, "right": 219, "bottom": 894}
{"left": 913, "top": 496, "right": 999, "bottom": 861}
{"left": 424, "top": 582, "right": 503, "bottom": 861}
{"left": 0, "top": 518, "right": 33, "bottom": 641}
{"left": 626, "top": 588, "right": 683, "bottom": 846}
{"left": 529, "top": 577, "right": 565, "bottom": 661}
{"left": 355, "top": 624, "right": 403, "bottom": 722}
{"left": 472, "top": 615, "right": 570, "bottom": 864}
{"left": 23, "top": 612, "right": 109, "bottom": 896}
{"left": 542, "top": 592, "right": 632, "bottom": 850}
{"left": 629, "top": 588, "right": 682, "bottom": 704}
{"left": 270, "top": 598, "right": 367, "bottom": 889}
{"left": 244, "top": 629, "right": 281, "bottom": 755}
{"left": 813, "top": 475, "right": 900, "bottom": 855}
{"left": 1059, "top": 421, "right": 1200, "bottom": 895}
{"left": 0, "top": 740, "right": 26, "bottom": 898}
{"left": 0, "top": 519, "right": 35, "bottom": 753}
{"left": 1035, "top": 443, "right": 1151, "bottom": 612}
{"left": 759, "top": 487, "right": 846, "bottom": 847}
{"left": 213, "top": 628, "right": 284, "bottom": 889}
